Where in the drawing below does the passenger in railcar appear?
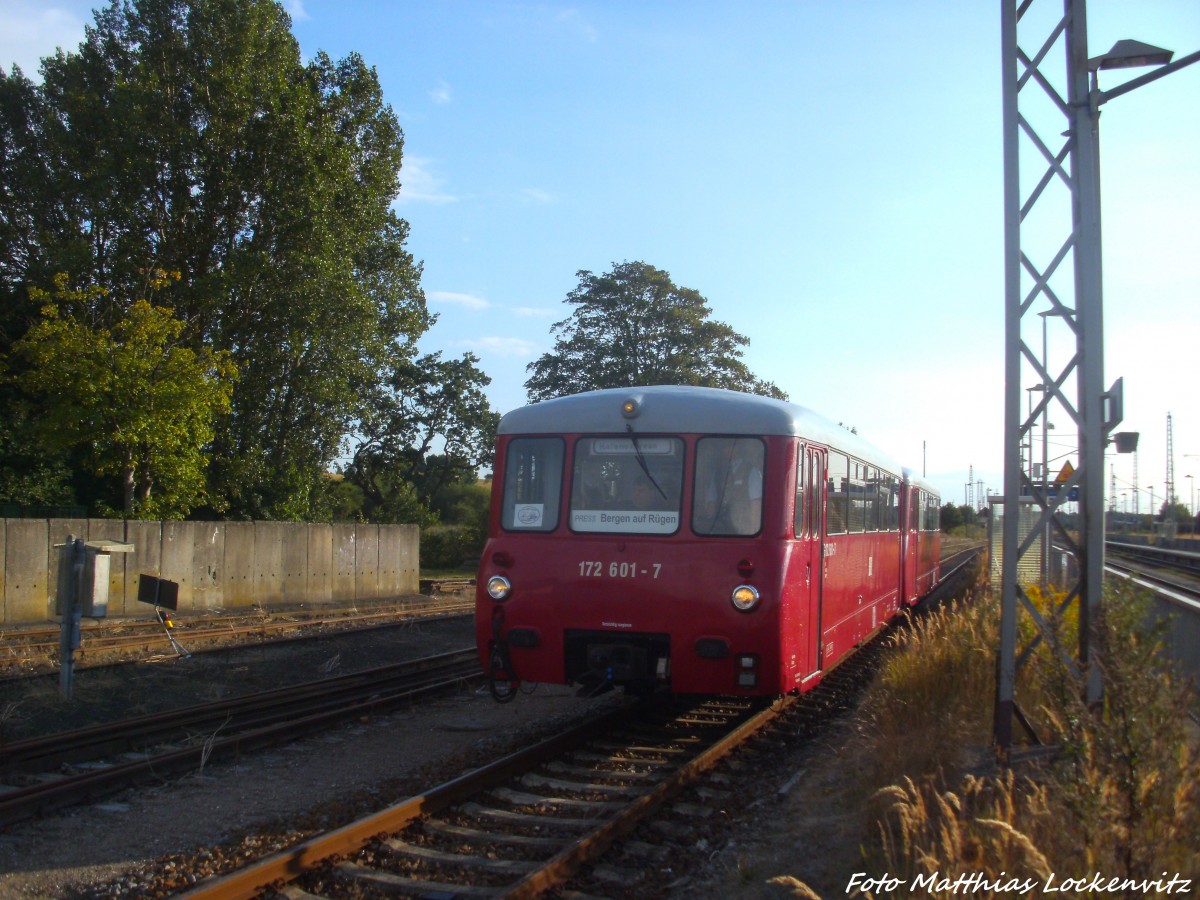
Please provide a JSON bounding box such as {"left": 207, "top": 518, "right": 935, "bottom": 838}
{"left": 628, "top": 476, "right": 657, "bottom": 510}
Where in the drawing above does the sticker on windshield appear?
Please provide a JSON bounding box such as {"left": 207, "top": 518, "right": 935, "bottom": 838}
{"left": 513, "top": 504, "right": 545, "bottom": 528}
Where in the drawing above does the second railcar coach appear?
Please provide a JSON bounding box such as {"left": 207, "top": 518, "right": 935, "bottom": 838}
{"left": 476, "top": 386, "right": 940, "bottom": 699}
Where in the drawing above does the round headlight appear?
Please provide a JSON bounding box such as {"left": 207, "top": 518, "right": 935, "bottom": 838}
{"left": 730, "top": 584, "right": 760, "bottom": 612}
{"left": 486, "top": 575, "right": 512, "bottom": 601}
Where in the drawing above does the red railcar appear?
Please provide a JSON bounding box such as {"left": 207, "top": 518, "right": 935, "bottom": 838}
{"left": 476, "top": 386, "right": 940, "bottom": 699}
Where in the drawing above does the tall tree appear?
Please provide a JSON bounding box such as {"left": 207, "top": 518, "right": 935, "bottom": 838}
{"left": 344, "top": 352, "right": 499, "bottom": 524}
{"left": 10, "top": 273, "right": 236, "bottom": 517}
{"left": 525, "top": 261, "right": 785, "bottom": 402}
{"left": 0, "top": 0, "right": 446, "bottom": 520}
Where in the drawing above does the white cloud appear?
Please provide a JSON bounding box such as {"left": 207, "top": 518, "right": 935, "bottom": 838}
{"left": 455, "top": 336, "right": 537, "bottom": 357}
{"left": 430, "top": 80, "right": 452, "bottom": 105}
{"left": 430, "top": 291, "right": 489, "bottom": 311}
{"left": 555, "top": 9, "right": 599, "bottom": 43}
{"left": 397, "top": 156, "right": 459, "bottom": 205}
{"left": 0, "top": 3, "right": 86, "bottom": 80}
{"left": 284, "top": 0, "right": 310, "bottom": 22}
{"left": 512, "top": 306, "right": 557, "bottom": 318}
{"left": 518, "top": 188, "right": 555, "bottom": 204}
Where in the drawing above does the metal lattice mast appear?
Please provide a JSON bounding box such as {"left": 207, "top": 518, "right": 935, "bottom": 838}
{"left": 1134, "top": 450, "right": 1140, "bottom": 516}
{"left": 1166, "top": 412, "right": 1176, "bottom": 516}
{"left": 997, "top": 1, "right": 1196, "bottom": 754}
{"left": 998, "top": 0, "right": 1104, "bottom": 753}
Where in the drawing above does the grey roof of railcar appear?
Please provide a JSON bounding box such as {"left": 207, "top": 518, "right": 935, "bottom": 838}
{"left": 497, "top": 385, "right": 911, "bottom": 476}
{"left": 903, "top": 468, "right": 941, "bottom": 499}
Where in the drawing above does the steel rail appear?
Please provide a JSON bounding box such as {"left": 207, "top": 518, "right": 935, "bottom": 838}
{"left": 1104, "top": 559, "right": 1200, "bottom": 615}
{"left": 500, "top": 696, "right": 795, "bottom": 899}
{"left": 180, "top": 698, "right": 773, "bottom": 900}
{"left": 0, "top": 649, "right": 481, "bottom": 826}
{"left": 0, "top": 648, "right": 478, "bottom": 772}
{"left": 178, "top": 701, "right": 643, "bottom": 900}
{"left": 2, "top": 600, "right": 473, "bottom": 665}
{"left": 4, "top": 598, "right": 461, "bottom": 643}
{"left": 178, "top": 551, "right": 983, "bottom": 899}
{"left": 1106, "top": 541, "right": 1200, "bottom": 579}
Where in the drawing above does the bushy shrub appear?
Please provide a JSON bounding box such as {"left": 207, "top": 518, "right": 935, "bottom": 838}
{"left": 420, "top": 523, "right": 484, "bottom": 571}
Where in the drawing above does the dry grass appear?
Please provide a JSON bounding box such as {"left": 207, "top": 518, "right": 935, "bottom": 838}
{"left": 777, "top": 565, "right": 1200, "bottom": 898}
{"left": 854, "top": 590, "right": 998, "bottom": 790}
{"left": 875, "top": 770, "right": 1055, "bottom": 890}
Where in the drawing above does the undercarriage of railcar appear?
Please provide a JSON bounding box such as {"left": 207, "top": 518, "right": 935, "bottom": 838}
{"left": 563, "top": 628, "right": 671, "bottom": 696}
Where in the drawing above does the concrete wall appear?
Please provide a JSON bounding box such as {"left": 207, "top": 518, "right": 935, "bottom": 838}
{"left": 1, "top": 519, "right": 420, "bottom": 625}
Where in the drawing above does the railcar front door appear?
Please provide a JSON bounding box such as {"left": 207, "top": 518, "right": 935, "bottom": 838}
{"left": 797, "top": 445, "right": 825, "bottom": 678}
{"left": 904, "top": 488, "right": 919, "bottom": 604}
{"left": 809, "top": 447, "right": 826, "bottom": 671}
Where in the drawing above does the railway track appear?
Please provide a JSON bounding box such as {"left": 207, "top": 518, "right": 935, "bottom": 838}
{"left": 0, "top": 648, "right": 481, "bottom": 827}
{"left": 1104, "top": 557, "right": 1200, "bottom": 617}
{"left": 181, "top": 693, "right": 791, "bottom": 898}
{"left": 179, "top": 551, "right": 981, "bottom": 899}
{"left": 0, "top": 597, "right": 474, "bottom": 674}
{"left": 1105, "top": 541, "right": 1200, "bottom": 593}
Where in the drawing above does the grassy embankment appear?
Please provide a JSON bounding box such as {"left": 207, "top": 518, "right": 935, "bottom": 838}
{"left": 776, "top": 556, "right": 1200, "bottom": 898}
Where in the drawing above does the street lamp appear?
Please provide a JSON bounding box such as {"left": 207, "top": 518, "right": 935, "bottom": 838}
{"left": 1025, "top": 385, "right": 1046, "bottom": 479}
{"left": 1187, "top": 474, "right": 1195, "bottom": 533}
{"left": 1088, "top": 39, "right": 1175, "bottom": 74}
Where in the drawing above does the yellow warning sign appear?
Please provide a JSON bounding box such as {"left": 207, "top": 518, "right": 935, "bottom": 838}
{"left": 1055, "top": 461, "right": 1075, "bottom": 484}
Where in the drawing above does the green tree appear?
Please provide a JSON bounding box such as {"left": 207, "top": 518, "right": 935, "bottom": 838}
{"left": 344, "top": 352, "right": 498, "bottom": 524}
{"left": 1158, "top": 500, "right": 1190, "bottom": 524}
{"left": 10, "top": 273, "right": 236, "bottom": 518}
{"left": 524, "top": 261, "right": 786, "bottom": 402}
{"left": 0, "top": 0, "right": 440, "bottom": 520}
{"left": 940, "top": 503, "right": 981, "bottom": 533}
{"left": 0, "top": 409, "right": 77, "bottom": 510}
{"left": 940, "top": 502, "right": 963, "bottom": 532}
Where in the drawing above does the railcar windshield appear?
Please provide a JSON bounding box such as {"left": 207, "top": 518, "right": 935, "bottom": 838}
{"left": 501, "top": 437, "right": 564, "bottom": 531}
{"left": 692, "top": 437, "right": 765, "bottom": 536}
{"left": 569, "top": 436, "right": 684, "bottom": 534}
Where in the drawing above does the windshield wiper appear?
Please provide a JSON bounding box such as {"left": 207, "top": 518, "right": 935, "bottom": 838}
{"left": 626, "top": 424, "right": 668, "bottom": 500}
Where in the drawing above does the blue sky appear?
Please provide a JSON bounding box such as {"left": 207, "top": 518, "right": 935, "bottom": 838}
{"left": 3, "top": 1, "right": 1198, "bottom": 511}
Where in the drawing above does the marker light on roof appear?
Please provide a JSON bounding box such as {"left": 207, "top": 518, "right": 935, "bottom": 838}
{"left": 621, "top": 397, "right": 640, "bottom": 418}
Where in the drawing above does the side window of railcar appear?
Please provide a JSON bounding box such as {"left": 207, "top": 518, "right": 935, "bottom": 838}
{"left": 848, "top": 461, "right": 868, "bottom": 533}
{"left": 793, "top": 447, "right": 805, "bottom": 537}
{"left": 886, "top": 474, "right": 900, "bottom": 531}
{"left": 808, "top": 453, "right": 822, "bottom": 536}
{"left": 865, "top": 466, "right": 880, "bottom": 532}
{"left": 501, "top": 437, "right": 564, "bottom": 532}
{"left": 918, "top": 491, "right": 929, "bottom": 531}
{"left": 569, "top": 436, "right": 684, "bottom": 534}
{"left": 826, "top": 452, "right": 849, "bottom": 535}
{"left": 693, "top": 437, "right": 765, "bottom": 537}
